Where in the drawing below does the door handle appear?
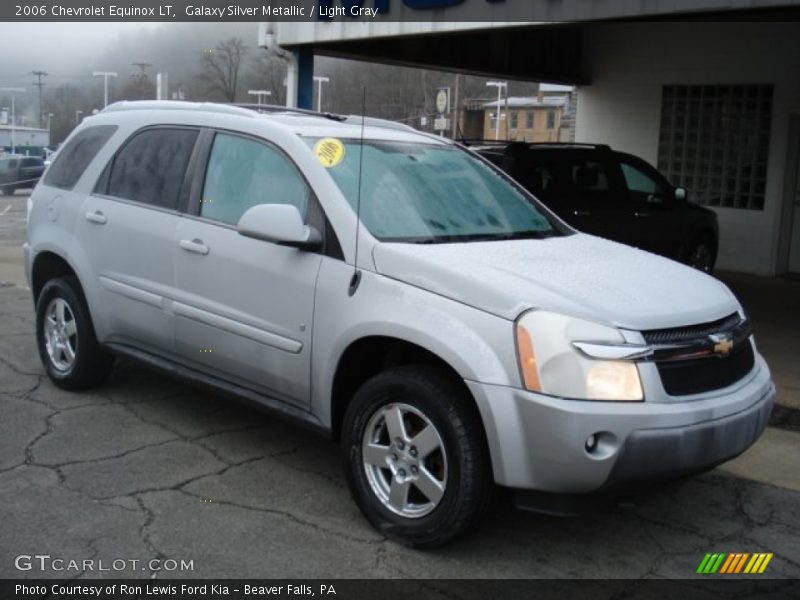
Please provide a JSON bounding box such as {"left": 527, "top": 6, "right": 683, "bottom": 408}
{"left": 85, "top": 211, "right": 107, "bottom": 225}
{"left": 573, "top": 210, "right": 592, "bottom": 217}
{"left": 634, "top": 211, "right": 651, "bottom": 218}
{"left": 179, "top": 238, "right": 209, "bottom": 255}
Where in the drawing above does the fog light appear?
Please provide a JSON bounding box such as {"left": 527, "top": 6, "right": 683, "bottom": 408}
{"left": 585, "top": 434, "right": 598, "bottom": 452}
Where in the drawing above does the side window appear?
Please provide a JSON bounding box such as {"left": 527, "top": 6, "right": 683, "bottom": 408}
{"left": 620, "top": 160, "right": 669, "bottom": 200}
{"left": 200, "top": 133, "right": 310, "bottom": 226}
{"left": 107, "top": 128, "right": 198, "bottom": 210}
{"left": 44, "top": 125, "right": 117, "bottom": 190}
{"left": 567, "top": 159, "right": 613, "bottom": 195}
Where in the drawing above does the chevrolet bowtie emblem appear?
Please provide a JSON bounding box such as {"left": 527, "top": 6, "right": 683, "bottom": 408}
{"left": 710, "top": 334, "right": 734, "bottom": 356}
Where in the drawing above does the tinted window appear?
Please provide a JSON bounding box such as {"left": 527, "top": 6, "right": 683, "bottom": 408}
{"left": 44, "top": 125, "right": 117, "bottom": 190}
{"left": 201, "top": 133, "right": 310, "bottom": 226}
{"left": 107, "top": 128, "right": 197, "bottom": 210}
{"left": 568, "top": 159, "right": 611, "bottom": 193}
{"left": 621, "top": 160, "right": 669, "bottom": 199}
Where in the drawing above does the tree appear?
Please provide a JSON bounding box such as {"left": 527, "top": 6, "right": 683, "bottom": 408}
{"left": 198, "top": 37, "right": 247, "bottom": 102}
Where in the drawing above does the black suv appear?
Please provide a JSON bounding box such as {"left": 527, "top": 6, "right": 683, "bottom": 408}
{"left": 0, "top": 155, "right": 46, "bottom": 196}
{"left": 473, "top": 143, "right": 719, "bottom": 273}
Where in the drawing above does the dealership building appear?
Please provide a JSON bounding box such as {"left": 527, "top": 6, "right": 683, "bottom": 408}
{"left": 262, "top": 2, "right": 800, "bottom": 277}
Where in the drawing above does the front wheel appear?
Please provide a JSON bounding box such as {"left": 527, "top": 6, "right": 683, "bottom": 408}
{"left": 341, "top": 366, "right": 492, "bottom": 548}
{"left": 35, "top": 276, "right": 115, "bottom": 390}
{"left": 684, "top": 236, "right": 717, "bottom": 274}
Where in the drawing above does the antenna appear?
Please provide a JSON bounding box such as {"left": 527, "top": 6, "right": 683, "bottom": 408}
{"left": 348, "top": 88, "right": 367, "bottom": 296}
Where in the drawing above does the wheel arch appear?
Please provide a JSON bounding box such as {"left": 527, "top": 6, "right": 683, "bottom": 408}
{"left": 329, "top": 335, "right": 489, "bottom": 453}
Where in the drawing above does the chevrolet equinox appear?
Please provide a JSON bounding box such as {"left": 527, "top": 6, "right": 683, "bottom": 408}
{"left": 25, "top": 102, "right": 775, "bottom": 547}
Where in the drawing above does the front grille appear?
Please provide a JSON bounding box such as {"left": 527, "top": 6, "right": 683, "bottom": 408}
{"left": 656, "top": 339, "right": 755, "bottom": 396}
{"left": 642, "top": 313, "right": 756, "bottom": 396}
{"left": 642, "top": 313, "right": 741, "bottom": 345}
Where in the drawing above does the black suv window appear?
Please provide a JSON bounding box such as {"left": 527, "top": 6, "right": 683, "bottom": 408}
{"left": 619, "top": 156, "right": 671, "bottom": 202}
{"left": 106, "top": 128, "right": 198, "bottom": 210}
{"left": 44, "top": 125, "right": 117, "bottom": 190}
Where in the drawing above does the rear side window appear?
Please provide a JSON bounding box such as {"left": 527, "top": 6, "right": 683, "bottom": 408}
{"left": 44, "top": 125, "right": 117, "bottom": 190}
{"left": 106, "top": 128, "right": 198, "bottom": 210}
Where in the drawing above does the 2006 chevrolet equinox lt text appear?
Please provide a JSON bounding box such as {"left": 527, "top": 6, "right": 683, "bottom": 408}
{"left": 24, "top": 101, "right": 775, "bottom": 547}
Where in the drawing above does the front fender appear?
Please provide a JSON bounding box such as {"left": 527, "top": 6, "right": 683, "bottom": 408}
{"left": 310, "top": 258, "right": 519, "bottom": 429}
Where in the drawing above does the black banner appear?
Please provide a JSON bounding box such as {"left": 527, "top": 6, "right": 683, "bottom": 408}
{"left": 2, "top": 579, "right": 798, "bottom": 600}
{"left": 6, "top": 0, "right": 800, "bottom": 23}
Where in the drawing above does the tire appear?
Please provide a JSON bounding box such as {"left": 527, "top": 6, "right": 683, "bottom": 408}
{"left": 1, "top": 185, "right": 13, "bottom": 196}
{"left": 684, "top": 235, "right": 717, "bottom": 274}
{"left": 341, "top": 365, "right": 492, "bottom": 548}
{"left": 35, "top": 276, "right": 114, "bottom": 390}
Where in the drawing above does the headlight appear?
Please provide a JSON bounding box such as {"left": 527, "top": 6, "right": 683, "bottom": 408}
{"left": 515, "top": 310, "right": 643, "bottom": 401}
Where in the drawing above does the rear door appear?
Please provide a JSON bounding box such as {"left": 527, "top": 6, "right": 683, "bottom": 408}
{"left": 171, "top": 130, "right": 323, "bottom": 408}
{"left": 544, "top": 151, "right": 631, "bottom": 241}
{"left": 78, "top": 126, "right": 199, "bottom": 353}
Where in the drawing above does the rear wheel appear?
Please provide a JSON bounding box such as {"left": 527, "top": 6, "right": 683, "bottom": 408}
{"left": 342, "top": 366, "right": 492, "bottom": 548}
{"left": 35, "top": 276, "right": 114, "bottom": 390}
{"left": 1, "top": 185, "right": 14, "bottom": 196}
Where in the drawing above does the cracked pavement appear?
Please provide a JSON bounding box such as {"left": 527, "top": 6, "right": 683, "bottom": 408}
{"left": 1, "top": 193, "right": 799, "bottom": 579}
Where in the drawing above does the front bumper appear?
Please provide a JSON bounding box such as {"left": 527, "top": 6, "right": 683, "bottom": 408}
{"left": 466, "top": 354, "right": 775, "bottom": 493}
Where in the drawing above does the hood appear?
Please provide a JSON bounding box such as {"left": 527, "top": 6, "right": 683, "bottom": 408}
{"left": 372, "top": 233, "right": 740, "bottom": 331}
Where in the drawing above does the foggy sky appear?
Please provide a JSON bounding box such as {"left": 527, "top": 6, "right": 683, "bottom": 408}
{"left": 0, "top": 22, "right": 256, "bottom": 87}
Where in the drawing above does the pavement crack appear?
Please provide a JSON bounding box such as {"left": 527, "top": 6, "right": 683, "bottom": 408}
{"left": 177, "top": 487, "right": 385, "bottom": 545}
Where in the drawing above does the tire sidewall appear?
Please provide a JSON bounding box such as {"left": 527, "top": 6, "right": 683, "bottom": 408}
{"left": 342, "top": 370, "right": 478, "bottom": 545}
{"left": 35, "top": 278, "right": 92, "bottom": 385}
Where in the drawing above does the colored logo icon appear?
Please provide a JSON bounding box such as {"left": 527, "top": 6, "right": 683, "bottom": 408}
{"left": 697, "top": 552, "right": 773, "bottom": 574}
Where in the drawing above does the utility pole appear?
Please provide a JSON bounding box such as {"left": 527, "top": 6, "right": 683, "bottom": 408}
{"left": 451, "top": 74, "right": 460, "bottom": 140}
{"left": 313, "top": 76, "right": 329, "bottom": 112}
{"left": 92, "top": 71, "right": 118, "bottom": 107}
{"left": 30, "top": 70, "right": 47, "bottom": 128}
{"left": 131, "top": 62, "right": 152, "bottom": 100}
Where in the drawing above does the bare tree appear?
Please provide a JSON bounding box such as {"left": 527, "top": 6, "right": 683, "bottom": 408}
{"left": 245, "top": 51, "right": 287, "bottom": 106}
{"left": 198, "top": 37, "right": 247, "bottom": 102}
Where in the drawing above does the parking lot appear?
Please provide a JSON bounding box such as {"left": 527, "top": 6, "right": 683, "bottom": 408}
{"left": 1, "top": 191, "right": 799, "bottom": 579}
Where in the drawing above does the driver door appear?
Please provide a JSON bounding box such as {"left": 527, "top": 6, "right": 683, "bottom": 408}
{"left": 172, "top": 131, "right": 323, "bottom": 408}
{"left": 618, "top": 155, "right": 686, "bottom": 257}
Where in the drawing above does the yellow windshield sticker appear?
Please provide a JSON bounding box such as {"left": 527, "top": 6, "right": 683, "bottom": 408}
{"left": 314, "top": 138, "right": 346, "bottom": 168}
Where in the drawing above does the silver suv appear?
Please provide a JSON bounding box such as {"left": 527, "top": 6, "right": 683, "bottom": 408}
{"left": 25, "top": 101, "right": 775, "bottom": 547}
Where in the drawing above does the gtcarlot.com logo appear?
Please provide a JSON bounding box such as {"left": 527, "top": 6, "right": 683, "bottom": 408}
{"left": 697, "top": 552, "right": 773, "bottom": 574}
{"left": 14, "top": 554, "right": 194, "bottom": 573}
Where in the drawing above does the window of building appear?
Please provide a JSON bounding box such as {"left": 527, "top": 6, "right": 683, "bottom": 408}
{"left": 657, "top": 84, "right": 772, "bottom": 210}
{"left": 546, "top": 111, "right": 556, "bottom": 130}
{"left": 526, "top": 112, "right": 534, "bottom": 129}
{"left": 201, "top": 133, "right": 310, "bottom": 226}
{"left": 44, "top": 125, "right": 117, "bottom": 190}
{"left": 510, "top": 112, "right": 518, "bottom": 129}
{"left": 106, "top": 128, "right": 198, "bottom": 210}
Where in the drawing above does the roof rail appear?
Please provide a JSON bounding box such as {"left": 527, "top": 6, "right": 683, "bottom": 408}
{"left": 460, "top": 139, "right": 612, "bottom": 151}
{"left": 101, "top": 100, "right": 420, "bottom": 135}
{"left": 231, "top": 103, "right": 347, "bottom": 121}
{"left": 101, "top": 100, "right": 258, "bottom": 118}
{"left": 235, "top": 103, "right": 417, "bottom": 133}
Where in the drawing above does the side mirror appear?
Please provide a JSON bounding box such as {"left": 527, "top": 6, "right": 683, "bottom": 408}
{"left": 237, "top": 204, "right": 322, "bottom": 250}
{"left": 674, "top": 186, "right": 687, "bottom": 201}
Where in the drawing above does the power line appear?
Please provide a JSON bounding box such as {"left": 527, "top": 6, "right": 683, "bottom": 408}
{"left": 31, "top": 70, "right": 48, "bottom": 128}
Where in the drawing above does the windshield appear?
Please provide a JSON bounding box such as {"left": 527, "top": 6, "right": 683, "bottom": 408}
{"left": 305, "top": 138, "right": 566, "bottom": 243}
